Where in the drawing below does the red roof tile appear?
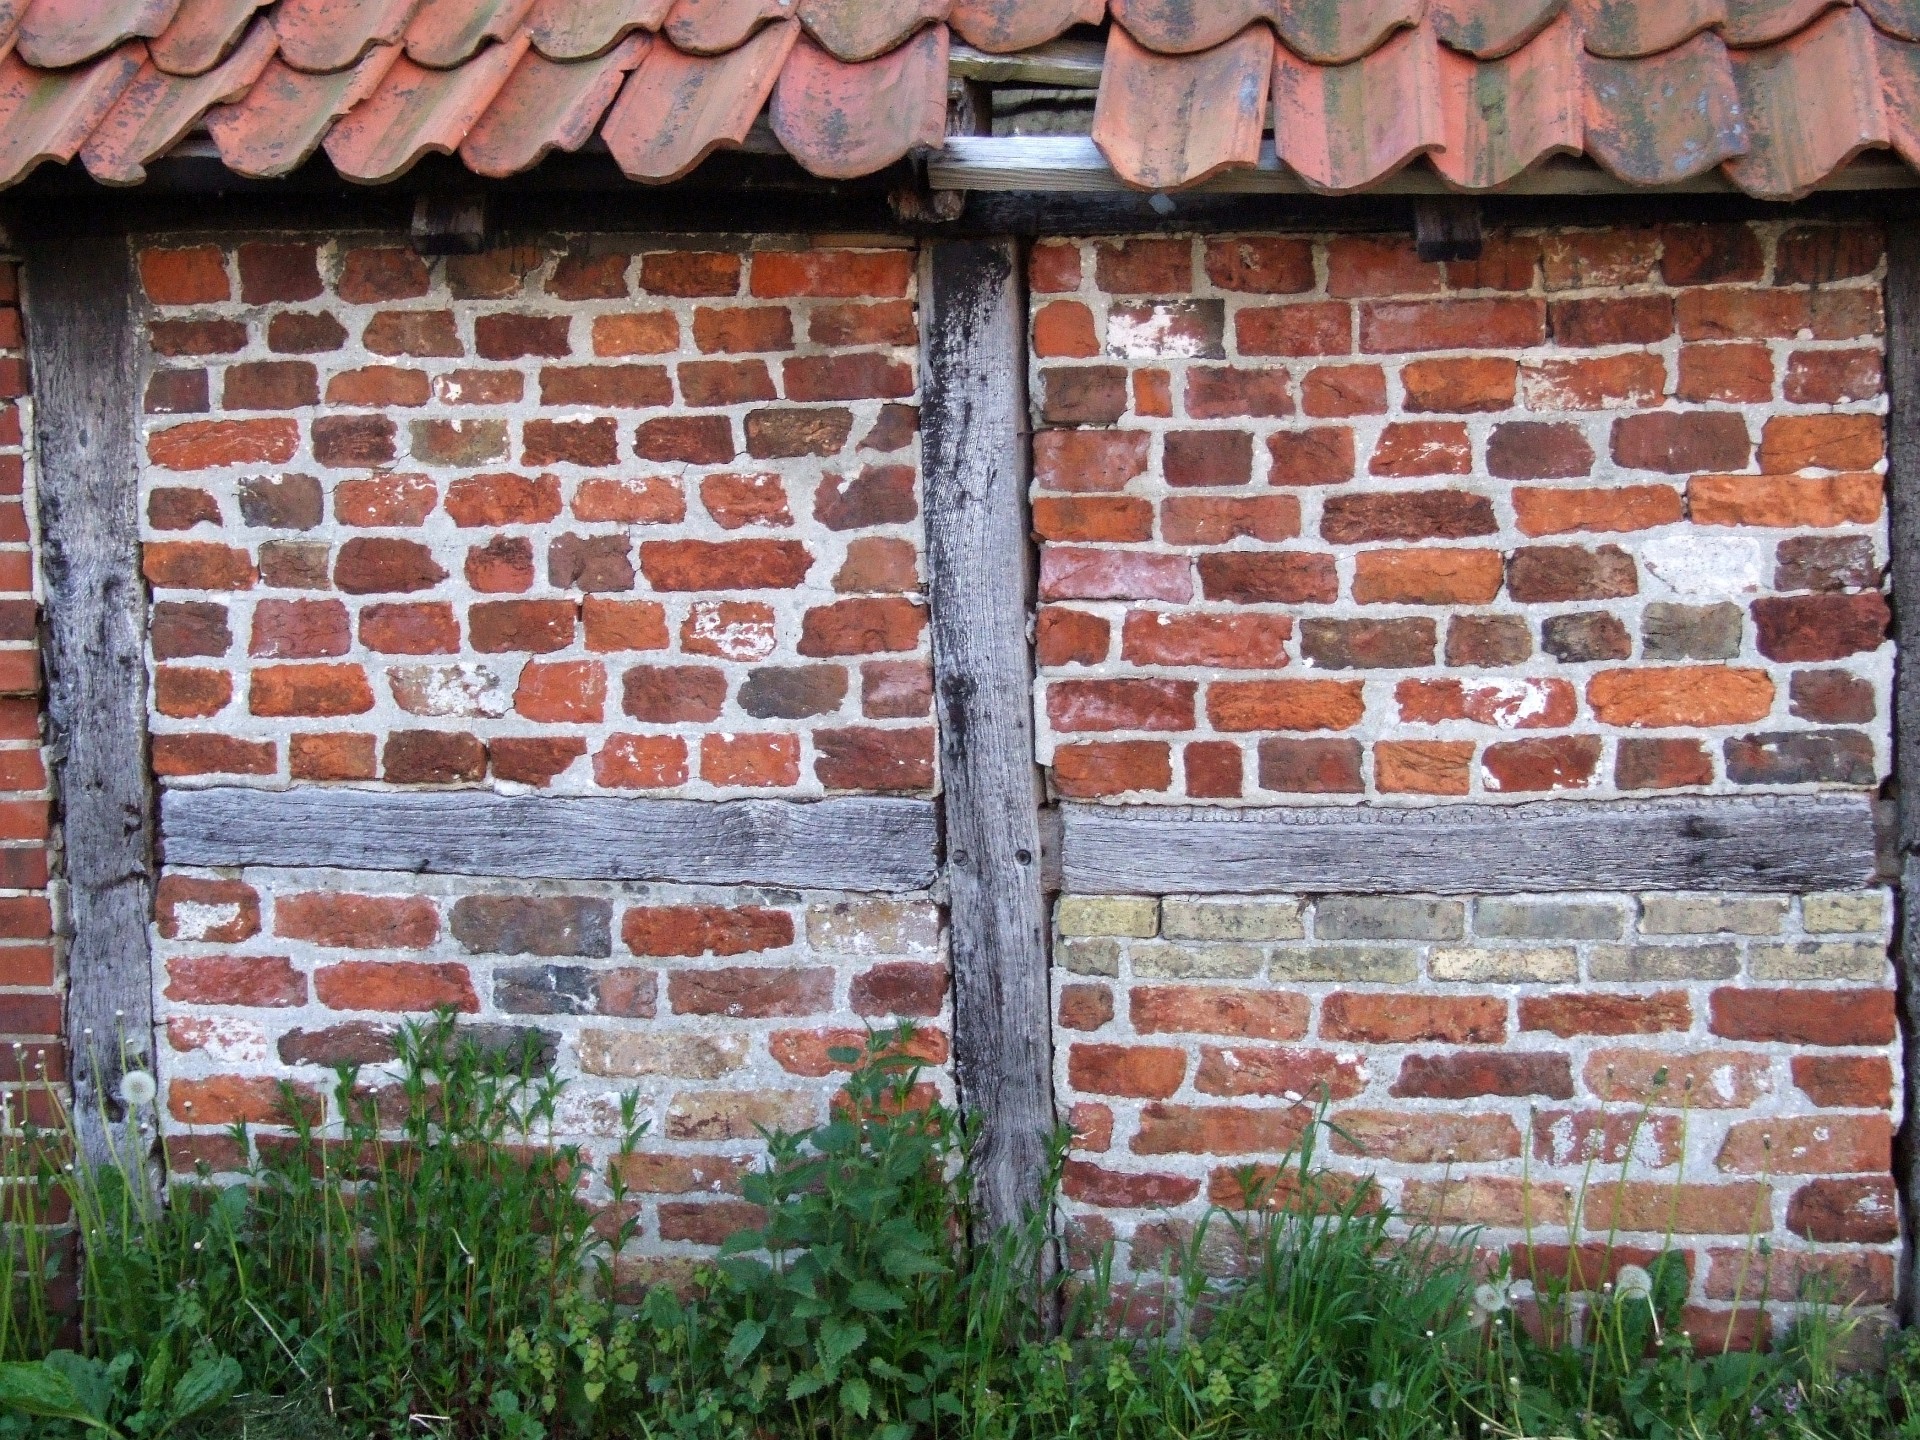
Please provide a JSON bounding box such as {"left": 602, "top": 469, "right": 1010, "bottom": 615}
{"left": 3, "top": 0, "right": 1920, "bottom": 195}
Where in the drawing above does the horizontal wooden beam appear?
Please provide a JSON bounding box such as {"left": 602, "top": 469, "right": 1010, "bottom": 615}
{"left": 161, "top": 788, "right": 939, "bottom": 892}
{"left": 929, "top": 138, "right": 1920, "bottom": 197}
{"left": 950, "top": 38, "right": 1104, "bottom": 87}
{"left": 1060, "top": 795, "right": 1880, "bottom": 896}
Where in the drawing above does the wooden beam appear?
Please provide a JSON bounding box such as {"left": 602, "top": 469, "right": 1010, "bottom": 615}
{"left": 928, "top": 137, "right": 1920, "bottom": 197}
{"left": 950, "top": 38, "right": 1105, "bottom": 88}
{"left": 160, "top": 788, "right": 939, "bottom": 892}
{"left": 1884, "top": 220, "right": 1920, "bottom": 1321}
{"left": 1059, "top": 795, "right": 1880, "bottom": 897}
{"left": 21, "top": 236, "right": 151, "bottom": 1166}
{"left": 920, "top": 238, "right": 1055, "bottom": 1240}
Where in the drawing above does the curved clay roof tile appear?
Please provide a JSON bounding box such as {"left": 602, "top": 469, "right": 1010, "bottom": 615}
{"left": 147, "top": 0, "right": 268, "bottom": 75}
{"left": 81, "top": 14, "right": 273, "bottom": 181}
{"left": 1582, "top": 30, "right": 1748, "bottom": 183}
{"left": 403, "top": 0, "right": 536, "bottom": 68}
{"left": 1107, "top": 0, "right": 1276, "bottom": 57}
{"left": 17, "top": 0, "right": 181, "bottom": 69}
{"left": 1093, "top": 20, "right": 1271, "bottom": 189}
{"left": 797, "top": 0, "right": 950, "bottom": 63}
{"left": 1878, "top": 25, "right": 1920, "bottom": 161}
{"left": 1271, "top": 21, "right": 1442, "bottom": 190}
{"left": 1270, "top": 0, "right": 1422, "bottom": 65}
{"left": 323, "top": 28, "right": 524, "bottom": 180}
{"left": 948, "top": 0, "right": 1103, "bottom": 54}
{"left": 605, "top": 18, "right": 795, "bottom": 179}
{"left": 1720, "top": 0, "right": 1848, "bottom": 48}
{"left": 1428, "top": 0, "right": 1564, "bottom": 59}
{"left": 525, "top": 0, "right": 672, "bottom": 61}
{"left": 1571, "top": 0, "right": 1727, "bottom": 59}
{"left": 204, "top": 40, "right": 397, "bottom": 174}
{"left": 662, "top": 0, "right": 792, "bottom": 55}
{"left": 769, "top": 23, "right": 947, "bottom": 178}
{"left": 1862, "top": 0, "right": 1920, "bottom": 41}
{"left": 274, "top": 0, "right": 417, "bottom": 73}
{"left": 1724, "top": 4, "right": 1887, "bottom": 196}
{"left": 460, "top": 29, "right": 645, "bottom": 173}
{"left": 1432, "top": 8, "right": 1582, "bottom": 186}
{"left": 0, "top": 40, "right": 143, "bottom": 184}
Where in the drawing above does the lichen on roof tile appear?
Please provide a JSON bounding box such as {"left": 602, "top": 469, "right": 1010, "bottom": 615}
{"left": 0, "top": 41, "right": 143, "bottom": 184}
{"left": 1862, "top": 0, "right": 1920, "bottom": 40}
{"left": 81, "top": 14, "right": 272, "bottom": 180}
{"left": 17, "top": 0, "right": 180, "bottom": 68}
{"left": 1108, "top": 0, "right": 1274, "bottom": 57}
{"left": 205, "top": 40, "right": 397, "bottom": 173}
{"left": 949, "top": 0, "right": 1101, "bottom": 54}
{"left": 1272, "top": 0, "right": 1421, "bottom": 65}
{"left": 403, "top": 0, "right": 535, "bottom": 69}
{"left": 770, "top": 22, "right": 946, "bottom": 178}
{"left": 1094, "top": 20, "right": 1271, "bottom": 189}
{"left": 1272, "top": 20, "right": 1441, "bottom": 190}
{"left": 605, "top": 18, "right": 795, "bottom": 178}
{"left": 662, "top": 0, "right": 792, "bottom": 55}
{"left": 1430, "top": 0, "right": 1565, "bottom": 60}
{"left": 1583, "top": 30, "right": 1747, "bottom": 183}
{"left": 798, "top": 0, "right": 949, "bottom": 63}
{"left": 147, "top": 0, "right": 268, "bottom": 75}
{"left": 1572, "top": 0, "right": 1727, "bottom": 59}
{"left": 323, "top": 28, "right": 524, "bottom": 180}
{"left": 1433, "top": 8, "right": 1582, "bottom": 187}
{"left": 1725, "top": 3, "right": 1887, "bottom": 196}
{"left": 274, "top": 0, "right": 418, "bottom": 72}
{"left": 1875, "top": 25, "right": 1920, "bottom": 162}
{"left": 525, "top": 0, "right": 672, "bottom": 62}
{"left": 1720, "top": 0, "right": 1848, "bottom": 48}
{"left": 461, "top": 29, "right": 644, "bottom": 174}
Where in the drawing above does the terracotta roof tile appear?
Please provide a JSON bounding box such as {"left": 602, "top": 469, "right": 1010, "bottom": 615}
{"left": 17, "top": 0, "right": 178, "bottom": 68}
{"left": 1583, "top": 30, "right": 1748, "bottom": 184}
{"left": 1271, "top": 21, "right": 1439, "bottom": 191}
{"left": 605, "top": 15, "right": 792, "bottom": 178}
{"left": 147, "top": 0, "right": 267, "bottom": 74}
{"left": 662, "top": 0, "right": 791, "bottom": 55}
{"left": 460, "top": 28, "right": 642, "bottom": 174}
{"left": 770, "top": 22, "right": 945, "bottom": 176}
{"left": 322, "top": 26, "right": 523, "bottom": 178}
{"left": 80, "top": 9, "right": 269, "bottom": 177}
{"left": 526, "top": 0, "right": 671, "bottom": 61}
{"left": 1094, "top": 20, "right": 1270, "bottom": 189}
{"left": 3, "top": 0, "right": 1920, "bottom": 197}
{"left": 204, "top": 39, "right": 395, "bottom": 172}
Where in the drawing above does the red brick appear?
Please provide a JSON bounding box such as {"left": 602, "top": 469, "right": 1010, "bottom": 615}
{"left": 1028, "top": 242, "right": 1081, "bottom": 292}
{"left": 276, "top": 891, "right": 437, "bottom": 948}
{"left": 1061, "top": 1161, "right": 1198, "bottom": 1209}
{"left": 1791, "top": 669, "right": 1875, "bottom": 723}
{"left": 1677, "top": 288, "right": 1808, "bottom": 340}
{"left": 1051, "top": 741, "right": 1172, "bottom": 797}
{"left": 624, "top": 905, "right": 793, "bottom": 957}
{"left": 326, "top": 365, "right": 431, "bottom": 407}
{"left": 1193, "top": 1045, "right": 1365, "bottom": 1099}
{"left": 145, "top": 369, "right": 210, "bottom": 415}
{"left": 1359, "top": 297, "right": 1544, "bottom": 352}
{"left": 1513, "top": 483, "right": 1681, "bottom": 535}
{"left": 1132, "top": 1102, "right": 1311, "bottom": 1156}
{"left": 1677, "top": 343, "right": 1773, "bottom": 403}
{"left": 544, "top": 251, "right": 629, "bottom": 299}
{"left": 1587, "top": 666, "right": 1774, "bottom": 727}
{"left": 1047, "top": 678, "right": 1195, "bottom": 732}
{"left": 1661, "top": 223, "right": 1764, "bottom": 284}
{"left": 1132, "top": 986, "right": 1307, "bottom": 1041}
{"left": 249, "top": 663, "right": 373, "bottom": 717}
{"left": 1205, "top": 236, "right": 1313, "bottom": 292}
{"left": 814, "top": 726, "right": 934, "bottom": 791}
{"left": 1033, "top": 495, "right": 1153, "bottom": 542}
{"left": 338, "top": 246, "right": 429, "bottom": 301}
{"left": 1717, "top": 1114, "right": 1889, "bottom": 1175}
{"left": 850, "top": 961, "right": 946, "bottom": 1017}
{"left": 522, "top": 417, "right": 616, "bottom": 467}
{"left": 669, "top": 966, "right": 833, "bottom": 1018}
{"left": 1759, "top": 413, "right": 1883, "bottom": 473}
{"left": 249, "top": 598, "right": 349, "bottom": 658}
{"left": 809, "top": 300, "right": 915, "bottom": 347}
{"left": 861, "top": 658, "right": 931, "bottom": 718}
{"left": 1788, "top": 1177, "right": 1897, "bottom": 1242}
{"left": 1401, "top": 357, "right": 1516, "bottom": 413}
{"left": 1393, "top": 1051, "right": 1573, "bottom": 1099}
{"left": 1068, "top": 1042, "right": 1185, "bottom": 1098}
{"left": 1783, "top": 347, "right": 1881, "bottom": 404}
{"left": 750, "top": 249, "right": 911, "bottom": 298}
{"left": 639, "top": 539, "right": 811, "bottom": 590}
{"left": 1033, "top": 300, "right": 1099, "bottom": 358}
{"left": 1520, "top": 352, "right": 1666, "bottom": 410}
{"left": 701, "top": 732, "right": 800, "bottom": 787}
{"left": 1353, "top": 548, "right": 1503, "bottom": 604}
{"left": 1256, "top": 737, "right": 1363, "bottom": 793}
{"left": 642, "top": 251, "right": 743, "bottom": 297}
{"left": 1036, "top": 608, "right": 1110, "bottom": 666}
{"left": 1299, "top": 364, "right": 1386, "bottom": 417}
{"left": 362, "top": 310, "right": 460, "bottom": 357}
{"left": 574, "top": 475, "right": 684, "bottom": 525}
{"left": 592, "top": 735, "right": 688, "bottom": 788}
{"left": 1548, "top": 294, "right": 1673, "bottom": 347}
{"left": 151, "top": 318, "right": 247, "bottom": 356}
{"left": 1159, "top": 495, "right": 1299, "bottom": 545}
{"left": 1710, "top": 987, "right": 1894, "bottom": 1045}
{"left": 1059, "top": 982, "right": 1115, "bottom": 1031}
{"left": 1120, "top": 611, "right": 1290, "bottom": 669}
{"left": 1092, "top": 237, "right": 1191, "bottom": 292}
{"left": 223, "top": 360, "right": 318, "bottom": 410}
{"left": 465, "top": 536, "right": 533, "bottom": 593}
{"left": 1519, "top": 992, "right": 1690, "bottom": 1036}
{"left": 691, "top": 305, "right": 791, "bottom": 354}
{"left": 1208, "top": 678, "right": 1364, "bottom": 732}
{"left": 290, "top": 733, "right": 376, "bottom": 780}
{"left": 315, "top": 961, "right": 477, "bottom": 1013}
{"left": 148, "top": 418, "right": 298, "bottom": 471}
{"left": 1164, "top": 430, "right": 1252, "bottom": 487}
{"left": 1326, "top": 235, "right": 1442, "bottom": 296}
{"left": 1793, "top": 1053, "right": 1893, "bottom": 1109}
{"left": 698, "top": 471, "right": 790, "bottom": 528}
{"left": 1752, "top": 592, "right": 1888, "bottom": 661}
{"left": 1040, "top": 548, "right": 1192, "bottom": 602}
{"left": 1320, "top": 993, "right": 1505, "bottom": 1044}
{"left": 468, "top": 599, "right": 577, "bottom": 653}
{"left": 143, "top": 541, "right": 254, "bottom": 590}
{"left": 488, "top": 737, "right": 586, "bottom": 786}
{"left": 514, "top": 659, "right": 606, "bottom": 723}
{"left": 1689, "top": 472, "right": 1882, "bottom": 527}
{"left": 1397, "top": 676, "right": 1576, "bottom": 728}
{"left": 170, "top": 1076, "right": 318, "bottom": 1126}
{"left": 1374, "top": 740, "right": 1473, "bottom": 795}
{"left": 1584, "top": 1048, "right": 1772, "bottom": 1108}
{"left": 621, "top": 665, "right": 726, "bottom": 723}
{"left": 1236, "top": 302, "right": 1353, "bottom": 357}
{"left": 1776, "top": 224, "right": 1882, "bottom": 283}
{"left": 332, "top": 537, "right": 444, "bottom": 595}
{"left": 165, "top": 953, "right": 306, "bottom": 1008}
{"left": 140, "top": 245, "right": 229, "bottom": 303}
{"left": 335, "top": 472, "right": 436, "bottom": 526}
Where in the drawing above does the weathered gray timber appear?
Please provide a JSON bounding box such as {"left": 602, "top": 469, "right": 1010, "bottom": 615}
{"left": 22, "top": 236, "right": 151, "bottom": 1166}
{"left": 161, "top": 787, "right": 940, "bottom": 891}
{"left": 920, "top": 238, "right": 1055, "bottom": 1242}
{"left": 1884, "top": 218, "right": 1920, "bottom": 1319}
{"left": 1061, "top": 795, "right": 1879, "bottom": 896}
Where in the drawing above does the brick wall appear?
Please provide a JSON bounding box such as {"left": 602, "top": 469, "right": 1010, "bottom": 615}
{"left": 0, "top": 255, "right": 58, "bottom": 1113}
{"left": 1029, "top": 223, "right": 1888, "bottom": 801}
{"left": 135, "top": 235, "right": 945, "bottom": 1262}
{"left": 1030, "top": 221, "right": 1898, "bottom": 1337}
{"left": 138, "top": 235, "right": 931, "bottom": 797}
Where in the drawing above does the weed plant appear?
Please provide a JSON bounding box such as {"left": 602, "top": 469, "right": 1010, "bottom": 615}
{"left": 0, "top": 1017, "right": 1912, "bottom": 1440}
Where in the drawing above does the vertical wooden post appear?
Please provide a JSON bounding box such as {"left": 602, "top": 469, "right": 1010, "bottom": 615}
{"left": 21, "top": 236, "right": 154, "bottom": 1166}
{"left": 1885, "top": 218, "right": 1920, "bottom": 1318}
{"left": 920, "top": 238, "right": 1055, "bottom": 1237}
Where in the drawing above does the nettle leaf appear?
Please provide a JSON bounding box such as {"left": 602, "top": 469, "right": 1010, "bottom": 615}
{"left": 786, "top": 1370, "right": 827, "bottom": 1402}
{"left": 849, "top": 1280, "right": 906, "bottom": 1313}
{"left": 726, "top": 1320, "right": 767, "bottom": 1370}
{"left": 818, "top": 1319, "right": 867, "bottom": 1374}
{"left": 839, "top": 1376, "right": 872, "bottom": 1419}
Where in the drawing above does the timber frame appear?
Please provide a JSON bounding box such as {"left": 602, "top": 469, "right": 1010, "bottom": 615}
{"left": 13, "top": 171, "right": 1920, "bottom": 1304}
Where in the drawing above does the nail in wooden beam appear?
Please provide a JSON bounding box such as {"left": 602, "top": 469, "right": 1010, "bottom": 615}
{"left": 20, "top": 237, "right": 153, "bottom": 1167}
{"left": 920, "top": 238, "right": 1055, "bottom": 1241}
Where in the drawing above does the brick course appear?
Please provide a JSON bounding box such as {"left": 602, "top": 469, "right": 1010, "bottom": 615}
{"left": 1030, "top": 224, "right": 1890, "bottom": 802}
{"left": 139, "top": 237, "right": 932, "bottom": 799}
